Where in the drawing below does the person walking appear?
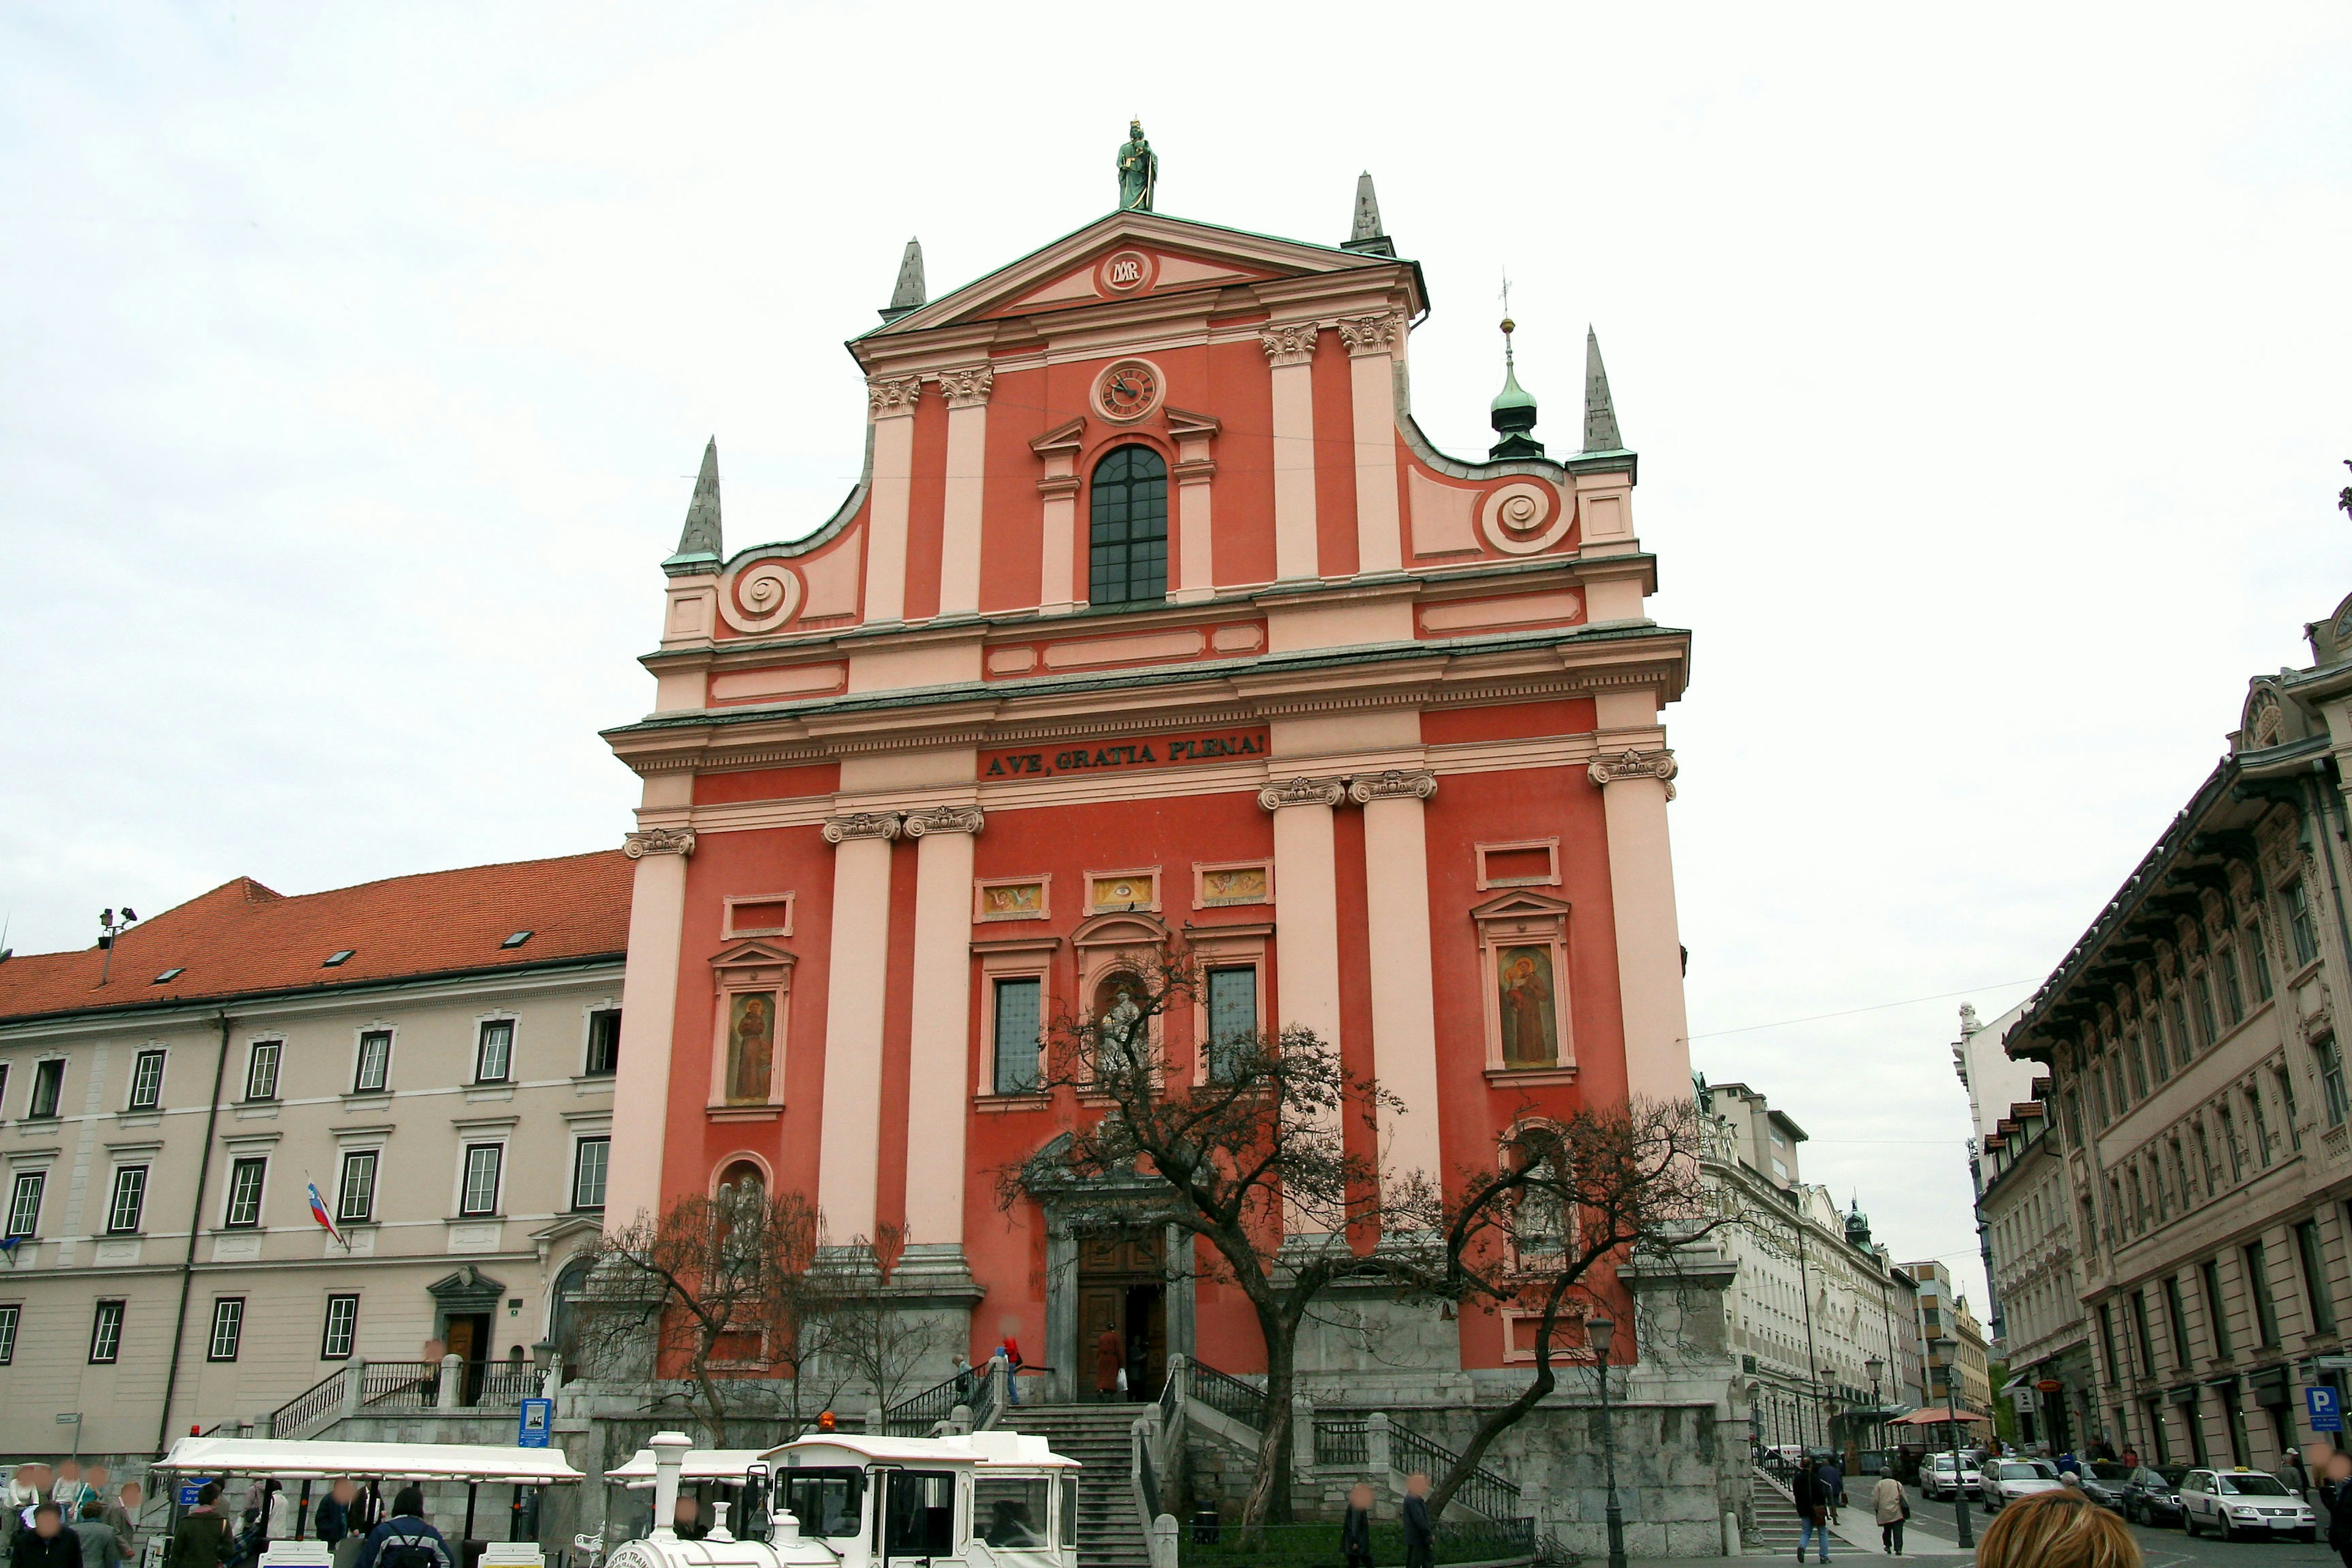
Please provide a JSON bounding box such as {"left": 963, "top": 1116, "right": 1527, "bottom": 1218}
{"left": 1341, "top": 1483, "right": 1375, "bottom": 1568}
{"left": 2283, "top": 1447, "right": 2314, "bottom": 1506}
{"left": 69, "top": 1503, "right": 122, "bottom": 1568}
{"left": 1400, "top": 1473, "right": 1434, "bottom": 1568}
{"left": 314, "top": 1483, "right": 355, "bottom": 1551}
{"left": 1871, "top": 1472, "right": 1908, "bottom": 1557}
{"left": 1094, "top": 1322, "right": 1123, "bottom": 1404}
{"left": 99, "top": 1485, "right": 136, "bottom": 1567}
{"left": 2318, "top": 1447, "right": 2352, "bottom": 1568}
{"left": 1815, "top": 1455, "right": 1845, "bottom": 1528}
{"left": 1792, "top": 1458, "right": 1830, "bottom": 1563}
{"left": 352, "top": 1489, "right": 450, "bottom": 1568}
{"left": 165, "top": 1486, "right": 233, "bottom": 1568}
{"left": 13, "top": 1509, "right": 78, "bottom": 1568}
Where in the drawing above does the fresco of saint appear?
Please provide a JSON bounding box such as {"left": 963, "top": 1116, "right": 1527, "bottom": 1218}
{"left": 1497, "top": 946, "right": 1558, "bottom": 1067}
{"left": 728, "top": 991, "right": 776, "bottom": 1103}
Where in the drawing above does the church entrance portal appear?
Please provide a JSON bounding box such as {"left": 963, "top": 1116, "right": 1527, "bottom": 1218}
{"left": 1077, "top": 1232, "right": 1166, "bottom": 1401}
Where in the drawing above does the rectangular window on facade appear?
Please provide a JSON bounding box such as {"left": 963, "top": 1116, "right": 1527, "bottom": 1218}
{"left": 460, "top": 1144, "right": 502, "bottom": 1216}
{"left": 6, "top": 1172, "right": 42, "bottom": 1239}
{"left": 88, "top": 1300, "right": 123, "bottom": 1363}
{"left": 2221, "top": 1104, "right": 2246, "bottom": 1181}
{"left": 2248, "top": 921, "right": 2275, "bottom": 999}
{"left": 106, "top": 1167, "right": 146, "bottom": 1235}
{"left": 224, "top": 1156, "right": 266, "bottom": 1228}
{"left": 2321, "top": 1036, "right": 2350, "bottom": 1127}
{"left": 1204, "top": 966, "right": 1258, "bottom": 1082}
{"left": 2195, "top": 974, "right": 2220, "bottom": 1044}
{"left": 2203, "top": 1259, "right": 2233, "bottom": 1358}
{"left": 2165, "top": 1277, "right": 2192, "bottom": 1369}
{"left": 28, "top": 1060, "right": 64, "bottom": 1120}
{"left": 2279, "top": 1066, "right": 2305, "bottom": 1150}
{"left": 354, "top": 1031, "right": 391, "bottom": 1093}
{"left": 2147, "top": 1009, "right": 2171, "bottom": 1077}
{"left": 585, "top": 1009, "right": 621, "bottom": 1076}
{"left": 2130, "top": 1291, "right": 2157, "bottom": 1376}
{"left": 0, "top": 1304, "right": 17, "bottom": 1365}
{"left": 2090, "top": 1066, "right": 2111, "bottom": 1126}
{"left": 475, "top": 1020, "right": 514, "bottom": 1084}
{"left": 2196, "top": 1121, "right": 2221, "bottom": 1193}
{"left": 2126, "top": 1039, "right": 2149, "bottom": 1099}
{"left": 2290, "top": 880, "right": 2322, "bottom": 967}
{"left": 208, "top": 1297, "right": 244, "bottom": 1362}
{"left": 571, "top": 1137, "right": 609, "bottom": 1212}
{"left": 2246, "top": 1240, "right": 2282, "bottom": 1346}
{"left": 990, "top": 977, "right": 1042, "bottom": 1095}
{"left": 321, "top": 1294, "right": 358, "bottom": 1360}
{"left": 2170, "top": 997, "right": 2196, "bottom": 1059}
{"left": 2097, "top": 1303, "right": 2119, "bottom": 1379}
{"left": 336, "top": 1150, "right": 377, "bottom": 1224}
{"left": 2297, "top": 1219, "right": 2337, "bottom": 1337}
{"left": 2220, "top": 946, "right": 2246, "bottom": 1022}
{"left": 127, "top": 1050, "right": 166, "bottom": 1111}
{"left": 2248, "top": 1086, "right": 2274, "bottom": 1167}
{"left": 244, "top": 1040, "right": 280, "bottom": 1102}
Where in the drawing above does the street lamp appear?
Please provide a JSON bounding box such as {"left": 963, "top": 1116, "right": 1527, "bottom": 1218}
{"left": 1930, "top": 1339, "right": 1973, "bottom": 1550}
{"left": 1865, "top": 1355, "right": 1885, "bottom": 1457}
{"left": 1589, "top": 1316, "right": 1627, "bottom": 1568}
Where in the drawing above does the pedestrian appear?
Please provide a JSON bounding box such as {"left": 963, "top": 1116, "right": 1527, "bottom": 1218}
{"left": 13, "top": 1509, "right": 78, "bottom": 1568}
{"left": 314, "top": 1482, "right": 356, "bottom": 1550}
{"left": 1871, "top": 1472, "right": 1908, "bottom": 1558}
{"left": 1815, "top": 1453, "right": 1845, "bottom": 1527}
{"left": 1341, "top": 1482, "right": 1374, "bottom": 1568}
{"left": 99, "top": 1484, "right": 137, "bottom": 1564}
{"left": 2318, "top": 1447, "right": 2352, "bottom": 1568}
{"left": 1791, "top": 1458, "right": 1829, "bottom": 1564}
{"left": 1400, "top": 1473, "right": 1433, "bottom": 1568}
{"left": 69, "top": 1502, "right": 122, "bottom": 1568}
{"left": 3, "top": 1472, "right": 43, "bottom": 1548}
{"left": 165, "top": 1484, "right": 232, "bottom": 1568}
{"left": 2055, "top": 1450, "right": 2081, "bottom": 1477}
{"left": 1973, "top": 1489, "right": 2139, "bottom": 1568}
{"left": 2283, "top": 1447, "right": 2314, "bottom": 1504}
{"left": 352, "top": 1488, "right": 450, "bottom": 1568}
{"left": 1095, "top": 1319, "right": 1123, "bottom": 1404}
{"left": 2119, "top": 1446, "right": 2138, "bottom": 1469}
{"left": 48, "top": 1471, "right": 87, "bottom": 1520}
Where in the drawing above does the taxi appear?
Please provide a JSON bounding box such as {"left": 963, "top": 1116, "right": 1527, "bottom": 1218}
{"left": 2177, "top": 1468, "right": 2316, "bottom": 1541}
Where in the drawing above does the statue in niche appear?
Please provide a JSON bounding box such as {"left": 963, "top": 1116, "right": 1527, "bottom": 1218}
{"left": 1498, "top": 946, "right": 1558, "bottom": 1067}
{"left": 1116, "top": 119, "right": 1157, "bottom": 212}
{"left": 727, "top": 992, "right": 776, "bottom": 1103}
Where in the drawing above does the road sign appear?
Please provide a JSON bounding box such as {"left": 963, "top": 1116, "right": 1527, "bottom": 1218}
{"left": 2308, "top": 1385, "right": 2342, "bottom": 1433}
{"left": 174, "top": 1480, "right": 216, "bottom": 1508}
{"left": 517, "top": 1397, "right": 552, "bottom": 1449}
{"left": 54, "top": 1414, "right": 78, "bottom": 1424}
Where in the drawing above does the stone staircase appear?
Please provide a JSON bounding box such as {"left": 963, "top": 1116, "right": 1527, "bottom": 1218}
{"left": 997, "top": 1404, "right": 1151, "bottom": 1568}
{"left": 1748, "top": 1468, "right": 1809, "bottom": 1556}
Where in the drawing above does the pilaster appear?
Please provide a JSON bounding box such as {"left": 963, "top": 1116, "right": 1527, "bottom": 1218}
{"left": 1349, "top": 769, "right": 1444, "bottom": 1192}
{"left": 816, "top": 810, "right": 902, "bottom": 1242}
{"left": 937, "top": 366, "right": 993, "bottom": 617}
{"left": 865, "top": 375, "right": 924, "bottom": 624}
{"left": 1167, "top": 408, "right": 1219, "bottom": 603}
{"left": 1031, "top": 419, "right": 1085, "bottom": 614}
{"left": 1260, "top": 323, "right": 1322, "bottom": 581}
{"left": 902, "top": 805, "right": 984, "bottom": 1255}
{"left": 1587, "top": 748, "right": 1693, "bottom": 1105}
{"left": 604, "top": 825, "right": 697, "bottom": 1225}
{"left": 1339, "top": 312, "right": 1405, "bottom": 576}
{"left": 1261, "top": 776, "right": 1346, "bottom": 1234}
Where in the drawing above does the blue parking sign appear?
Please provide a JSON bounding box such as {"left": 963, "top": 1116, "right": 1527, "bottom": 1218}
{"left": 2309, "top": 1385, "right": 2342, "bottom": 1433}
{"left": 518, "top": 1396, "right": 553, "bottom": 1448}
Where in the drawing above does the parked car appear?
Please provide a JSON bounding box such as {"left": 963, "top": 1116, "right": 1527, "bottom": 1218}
{"left": 2179, "top": 1468, "right": 2318, "bottom": 1542}
{"left": 2078, "top": 1461, "right": 2132, "bottom": 1513}
{"left": 1981, "top": 1459, "right": 2068, "bottom": 1513}
{"left": 1921, "top": 1452, "right": 1982, "bottom": 1501}
{"left": 2119, "top": 1464, "right": 2189, "bottom": 1526}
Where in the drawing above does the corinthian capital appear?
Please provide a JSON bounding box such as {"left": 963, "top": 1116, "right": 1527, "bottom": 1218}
{"left": 1587, "top": 749, "right": 1679, "bottom": 792}
{"left": 622, "top": 826, "right": 697, "bottom": 859}
{"left": 1348, "top": 769, "right": 1438, "bottom": 804}
{"left": 821, "top": 811, "right": 903, "bottom": 843}
{"left": 1336, "top": 312, "right": 1403, "bottom": 358}
{"left": 1257, "top": 322, "right": 1321, "bottom": 368}
{"left": 903, "top": 805, "right": 986, "bottom": 838}
{"left": 937, "top": 364, "right": 995, "bottom": 410}
{"left": 866, "top": 375, "right": 925, "bottom": 419}
{"left": 1257, "top": 776, "right": 1347, "bottom": 812}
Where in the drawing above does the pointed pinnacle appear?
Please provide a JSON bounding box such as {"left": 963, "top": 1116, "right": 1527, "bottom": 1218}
{"left": 1342, "top": 172, "right": 1395, "bottom": 257}
{"left": 1583, "top": 326, "right": 1624, "bottom": 454}
{"left": 881, "top": 238, "right": 926, "bottom": 322}
{"left": 667, "top": 436, "right": 723, "bottom": 571}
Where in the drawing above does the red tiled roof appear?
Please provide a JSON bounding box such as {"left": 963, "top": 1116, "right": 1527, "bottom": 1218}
{"left": 0, "top": 851, "right": 632, "bottom": 1023}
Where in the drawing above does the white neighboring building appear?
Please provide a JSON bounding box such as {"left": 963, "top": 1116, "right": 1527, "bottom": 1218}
{"left": 1954, "top": 1001, "right": 2037, "bottom": 1146}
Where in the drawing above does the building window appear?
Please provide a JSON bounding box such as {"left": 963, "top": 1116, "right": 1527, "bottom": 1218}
{"left": 127, "top": 1050, "right": 166, "bottom": 1111}
{"left": 321, "top": 1294, "right": 359, "bottom": 1360}
{"left": 2097, "top": 1303, "right": 2119, "bottom": 1380}
{"left": 28, "top": 1060, "right": 64, "bottom": 1120}
{"left": 6, "top": 1172, "right": 43, "bottom": 1239}
{"left": 1087, "top": 445, "right": 1168, "bottom": 606}
{"left": 336, "top": 1150, "right": 377, "bottom": 1224}
{"left": 88, "top": 1300, "right": 123, "bottom": 1364}
{"left": 354, "top": 1031, "right": 391, "bottom": 1093}
{"left": 2247, "top": 1085, "right": 2274, "bottom": 1167}
{"left": 571, "top": 1137, "right": 609, "bottom": 1212}
{"left": 1204, "top": 966, "right": 1259, "bottom": 1083}
{"left": 2169, "top": 996, "right": 2196, "bottom": 1059}
{"left": 2297, "top": 1219, "right": 2336, "bottom": 1337}
{"left": 990, "top": 977, "right": 1043, "bottom": 1095}
{"left": 2278, "top": 1065, "right": 2304, "bottom": 1150}
{"left": 584, "top": 1010, "right": 621, "bottom": 1076}
{"left": 460, "top": 1144, "right": 503, "bottom": 1216}
{"left": 2202, "top": 1259, "right": 2233, "bottom": 1359}
{"left": 2089, "top": 1066, "right": 2111, "bottom": 1126}
{"left": 244, "top": 1040, "right": 281, "bottom": 1102}
{"left": 2168, "top": 1140, "right": 2192, "bottom": 1216}
{"left": 2131, "top": 1290, "right": 2157, "bottom": 1376}
{"left": 2248, "top": 920, "right": 2275, "bottom": 1000}
{"left": 2219, "top": 945, "right": 2246, "bottom": 1022}
{"left": 2246, "top": 1240, "right": 2281, "bottom": 1346}
{"left": 106, "top": 1167, "right": 146, "bottom": 1235}
{"left": 2165, "top": 1277, "right": 2192, "bottom": 1370}
{"left": 0, "top": 1305, "right": 17, "bottom": 1365}
{"left": 2194, "top": 974, "right": 2220, "bottom": 1045}
{"left": 2320, "top": 1036, "right": 2350, "bottom": 1127}
{"left": 2220, "top": 1104, "right": 2246, "bottom": 1181}
{"left": 208, "top": 1297, "right": 244, "bottom": 1362}
{"left": 2289, "top": 880, "right": 2322, "bottom": 967}
{"left": 2125, "top": 1037, "right": 2150, "bottom": 1099}
{"left": 223, "top": 1157, "right": 267, "bottom": 1228}
{"left": 475, "top": 1020, "right": 514, "bottom": 1084}
{"left": 2147, "top": 1010, "right": 2171, "bottom": 1077}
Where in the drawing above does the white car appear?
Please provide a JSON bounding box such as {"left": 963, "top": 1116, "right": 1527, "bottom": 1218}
{"left": 2179, "top": 1468, "right": 2318, "bottom": 1542}
{"left": 1921, "top": 1452, "right": 1982, "bottom": 1501}
{"left": 1979, "top": 1460, "right": 2066, "bottom": 1512}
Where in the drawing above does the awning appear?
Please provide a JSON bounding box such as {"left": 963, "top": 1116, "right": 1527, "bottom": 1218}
{"left": 606, "top": 1450, "right": 771, "bottom": 1488}
{"left": 1887, "top": 1408, "right": 1991, "bottom": 1427}
{"left": 153, "top": 1437, "right": 584, "bottom": 1486}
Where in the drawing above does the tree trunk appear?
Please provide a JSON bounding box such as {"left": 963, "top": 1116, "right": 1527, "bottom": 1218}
{"left": 1430, "top": 1357, "right": 1552, "bottom": 1520}
{"left": 1238, "top": 1307, "right": 1297, "bottom": 1540}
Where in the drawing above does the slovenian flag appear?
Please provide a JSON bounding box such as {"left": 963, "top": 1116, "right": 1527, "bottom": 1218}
{"left": 307, "top": 1182, "right": 343, "bottom": 1247}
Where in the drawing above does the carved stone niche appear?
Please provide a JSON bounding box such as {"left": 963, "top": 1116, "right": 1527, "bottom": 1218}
{"left": 1470, "top": 890, "right": 1577, "bottom": 1084}
{"left": 1071, "top": 911, "right": 1172, "bottom": 1091}
{"left": 707, "top": 937, "right": 796, "bottom": 1121}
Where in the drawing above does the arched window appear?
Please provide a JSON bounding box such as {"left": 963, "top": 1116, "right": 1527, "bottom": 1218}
{"left": 1088, "top": 446, "right": 1167, "bottom": 605}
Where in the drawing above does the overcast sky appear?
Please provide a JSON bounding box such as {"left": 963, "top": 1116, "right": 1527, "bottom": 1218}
{"left": 6, "top": 4, "right": 2350, "bottom": 1316}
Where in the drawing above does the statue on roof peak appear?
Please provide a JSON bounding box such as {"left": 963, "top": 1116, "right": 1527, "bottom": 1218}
{"left": 1117, "top": 119, "right": 1157, "bottom": 213}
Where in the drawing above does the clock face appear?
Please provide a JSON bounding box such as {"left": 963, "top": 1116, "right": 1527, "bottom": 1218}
{"left": 1097, "top": 359, "right": 1160, "bottom": 421}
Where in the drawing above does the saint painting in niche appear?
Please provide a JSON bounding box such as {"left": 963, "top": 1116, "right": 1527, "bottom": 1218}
{"left": 1497, "top": 946, "right": 1559, "bottom": 1067}
{"left": 727, "top": 991, "right": 777, "bottom": 1104}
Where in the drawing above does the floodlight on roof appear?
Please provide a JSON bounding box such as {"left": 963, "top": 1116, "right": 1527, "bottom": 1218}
{"left": 501, "top": 930, "right": 533, "bottom": 949}
{"left": 323, "top": 950, "right": 355, "bottom": 968}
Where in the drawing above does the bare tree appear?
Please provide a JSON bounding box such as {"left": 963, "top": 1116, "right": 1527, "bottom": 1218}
{"left": 797, "top": 1221, "right": 945, "bottom": 1420}
{"left": 1005, "top": 941, "right": 1441, "bottom": 1537}
{"left": 1411, "top": 1096, "right": 1745, "bottom": 1519}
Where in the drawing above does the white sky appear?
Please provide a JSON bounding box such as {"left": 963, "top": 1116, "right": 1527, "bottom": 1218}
{"left": 5, "top": 4, "right": 2350, "bottom": 1316}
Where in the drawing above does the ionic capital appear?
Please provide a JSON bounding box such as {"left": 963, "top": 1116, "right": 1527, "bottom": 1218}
{"left": 903, "top": 805, "right": 986, "bottom": 838}
{"left": 821, "top": 811, "right": 903, "bottom": 844}
{"left": 866, "top": 375, "right": 925, "bottom": 420}
{"left": 1257, "top": 322, "right": 1321, "bottom": 368}
{"left": 1257, "top": 776, "right": 1348, "bottom": 812}
{"left": 937, "top": 364, "right": 995, "bottom": 410}
{"left": 622, "top": 826, "right": 697, "bottom": 859}
{"left": 1587, "top": 748, "right": 1679, "bottom": 796}
{"left": 1336, "top": 312, "right": 1404, "bottom": 358}
{"left": 1348, "top": 769, "right": 1438, "bottom": 805}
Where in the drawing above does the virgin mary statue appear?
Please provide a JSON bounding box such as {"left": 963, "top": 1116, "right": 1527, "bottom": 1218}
{"left": 1116, "top": 120, "right": 1157, "bottom": 212}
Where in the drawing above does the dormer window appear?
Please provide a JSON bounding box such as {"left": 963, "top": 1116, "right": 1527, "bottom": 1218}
{"left": 323, "top": 951, "right": 355, "bottom": 968}
{"left": 501, "top": 930, "right": 533, "bottom": 950}
{"left": 1088, "top": 446, "right": 1167, "bottom": 606}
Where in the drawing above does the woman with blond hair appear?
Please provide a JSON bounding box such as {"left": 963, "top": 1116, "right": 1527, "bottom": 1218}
{"left": 1975, "top": 1488, "right": 2141, "bottom": 1568}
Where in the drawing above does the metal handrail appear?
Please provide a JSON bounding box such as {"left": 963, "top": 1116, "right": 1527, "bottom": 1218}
{"left": 882, "top": 1367, "right": 974, "bottom": 1436}
{"left": 268, "top": 1369, "right": 347, "bottom": 1438}
{"left": 1314, "top": 1417, "right": 1370, "bottom": 1467}
{"left": 1388, "top": 1422, "right": 1521, "bottom": 1525}
{"left": 361, "top": 1361, "right": 441, "bottom": 1411}
{"left": 1185, "top": 1357, "right": 1266, "bottom": 1429}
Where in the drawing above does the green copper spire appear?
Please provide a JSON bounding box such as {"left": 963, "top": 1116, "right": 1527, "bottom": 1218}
{"left": 1488, "top": 311, "right": 1544, "bottom": 460}
{"left": 663, "top": 437, "right": 723, "bottom": 576}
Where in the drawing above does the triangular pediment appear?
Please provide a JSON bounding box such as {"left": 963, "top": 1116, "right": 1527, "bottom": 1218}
{"left": 708, "top": 936, "right": 797, "bottom": 971}
{"left": 864, "top": 211, "right": 1401, "bottom": 339}
{"left": 1468, "top": 889, "right": 1573, "bottom": 921}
